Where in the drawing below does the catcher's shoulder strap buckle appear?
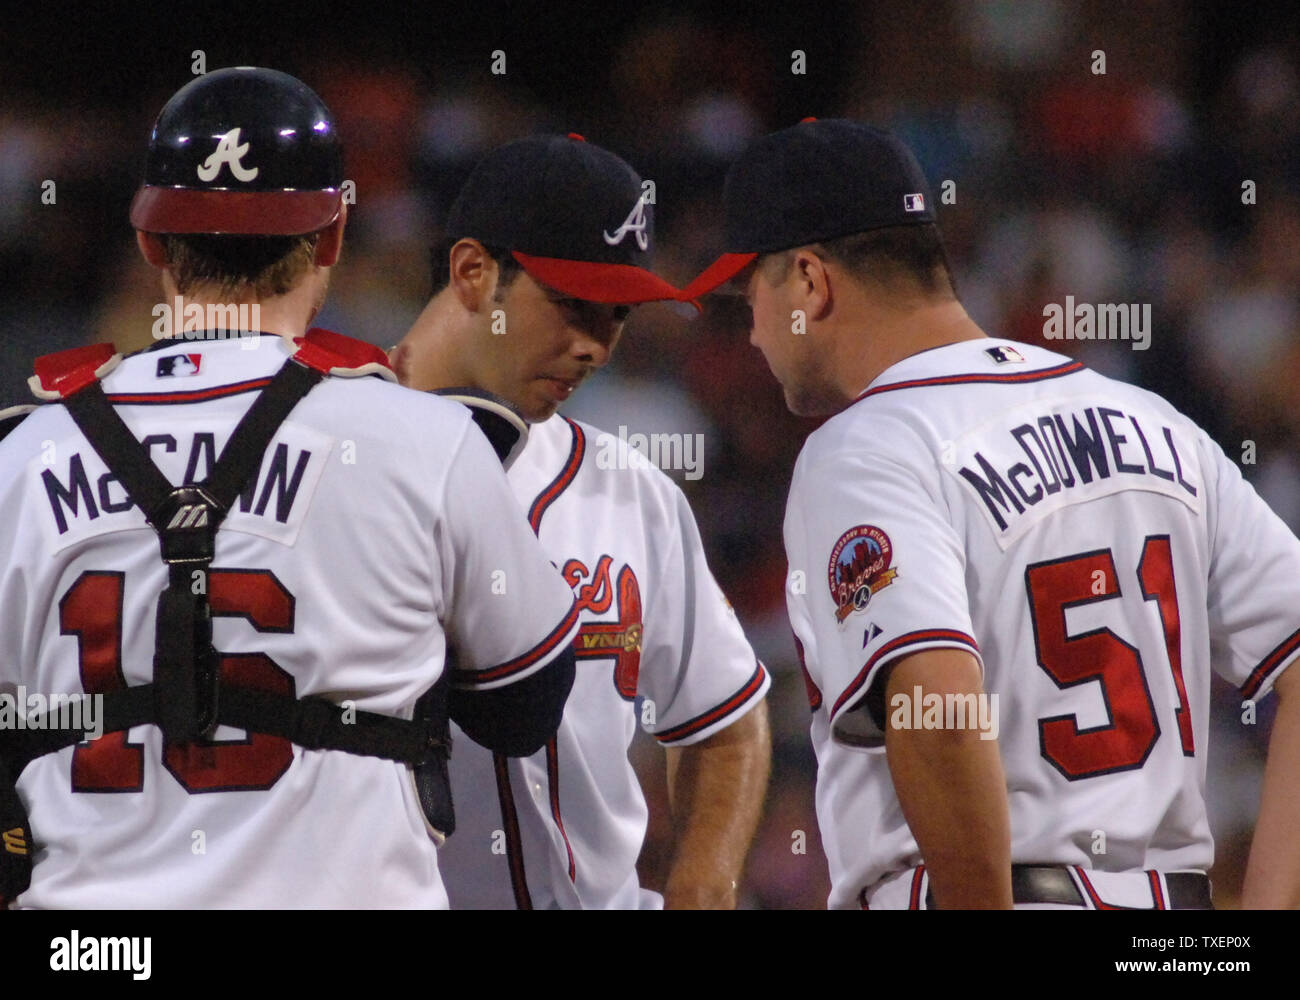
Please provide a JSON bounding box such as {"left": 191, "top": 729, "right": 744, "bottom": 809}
{"left": 154, "top": 485, "right": 222, "bottom": 565}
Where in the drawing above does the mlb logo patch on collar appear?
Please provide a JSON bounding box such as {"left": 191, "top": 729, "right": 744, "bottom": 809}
{"left": 157, "top": 353, "right": 202, "bottom": 378}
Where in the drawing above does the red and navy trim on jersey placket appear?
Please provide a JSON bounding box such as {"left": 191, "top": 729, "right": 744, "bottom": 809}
{"left": 474, "top": 597, "right": 579, "bottom": 906}
{"left": 832, "top": 629, "right": 980, "bottom": 719}
{"left": 495, "top": 417, "right": 587, "bottom": 906}
{"left": 544, "top": 737, "right": 577, "bottom": 883}
{"left": 1241, "top": 627, "right": 1300, "bottom": 700}
{"left": 908, "top": 866, "right": 927, "bottom": 909}
{"left": 493, "top": 752, "right": 533, "bottom": 910}
{"left": 454, "top": 599, "right": 580, "bottom": 688}
{"left": 105, "top": 376, "right": 275, "bottom": 406}
{"left": 653, "top": 660, "right": 768, "bottom": 744}
{"left": 528, "top": 417, "right": 585, "bottom": 533}
{"left": 854, "top": 360, "right": 1085, "bottom": 405}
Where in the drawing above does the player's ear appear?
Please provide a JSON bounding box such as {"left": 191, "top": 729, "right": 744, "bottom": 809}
{"left": 135, "top": 230, "right": 169, "bottom": 269}
{"left": 312, "top": 203, "right": 347, "bottom": 267}
{"left": 447, "top": 238, "right": 493, "bottom": 312}
{"left": 793, "top": 248, "right": 832, "bottom": 320}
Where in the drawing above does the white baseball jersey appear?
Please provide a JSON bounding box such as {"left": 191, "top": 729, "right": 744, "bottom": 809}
{"left": 785, "top": 338, "right": 1300, "bottom": 909}
{"left": 436, "top": 414, "right": 768, "bottom": 908}
{"left": 0, "top": 333, "right": 578, "bottom": 908}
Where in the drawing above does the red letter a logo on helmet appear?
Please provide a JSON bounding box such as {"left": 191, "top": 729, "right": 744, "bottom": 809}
{"left": 197, "top": 128, "right": 259, "bottom": 184}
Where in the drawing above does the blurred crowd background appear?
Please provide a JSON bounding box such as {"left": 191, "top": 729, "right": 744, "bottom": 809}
{"left": 4, "top": 1, "right": 1298, "bottom": 908}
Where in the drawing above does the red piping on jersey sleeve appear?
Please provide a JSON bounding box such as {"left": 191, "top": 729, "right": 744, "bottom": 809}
{"left": 453, "top": 598, "right": 580, "bottom": 688}
{"left": 854, "top": 360, "right": 1085, "bottom": 404}
{"left": 831, "top": 629, "right": 980, "bottom": 720}
{"left": 105, "top": 376, "right": 274, "bottom": 405}
{"left": 653, "top": 660, "right": 768, "bottom": 744}
{"left": 1241, "top": 627, "right": 1300, "bottom": 701}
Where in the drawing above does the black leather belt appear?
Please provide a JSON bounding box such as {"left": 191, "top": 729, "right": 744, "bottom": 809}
{"left": 922, "top": 865, "right": 1213, "bottom": 909}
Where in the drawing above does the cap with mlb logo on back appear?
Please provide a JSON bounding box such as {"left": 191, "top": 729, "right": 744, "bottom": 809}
{"left": 679, "top": 118, "right": 938, "bottom": 301}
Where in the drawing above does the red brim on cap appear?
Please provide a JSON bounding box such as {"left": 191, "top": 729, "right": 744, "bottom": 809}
{"left": 129, "top": 186, "right": 343, "bottom": 235}
{"left": 512, "top": 251, "right": 683, "bottom": 304}
{"left": 676, "top": 252, "right": 758, "bottom": 302}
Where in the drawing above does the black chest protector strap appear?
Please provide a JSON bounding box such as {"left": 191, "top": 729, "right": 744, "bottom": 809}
{"left": 64, "top": 358, "right": 327, "bottom": 743}
{"left": 6, "top": 347, "right": 449, "bottom": 778}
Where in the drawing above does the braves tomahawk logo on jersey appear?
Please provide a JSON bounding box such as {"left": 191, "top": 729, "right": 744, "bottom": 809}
{"left": 564, "top": 555, "right": 643, "bottom": 699}
{"left": 437, "top": 413, "right": 768, "bottom": 909}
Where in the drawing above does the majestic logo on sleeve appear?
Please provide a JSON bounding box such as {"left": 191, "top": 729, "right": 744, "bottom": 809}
{"left": 828, "top": 525, "right": 899, "bottom": 624}
{"left": 602, "top": 193, "right": 651, "bottom": 251}
{"left": 197, "top": 127, "right": 259, "bottom": 183}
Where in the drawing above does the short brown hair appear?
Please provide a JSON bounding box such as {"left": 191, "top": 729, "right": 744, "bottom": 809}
{"left": 764, "top": 223, "right": 957, "bottom": 299}
{"left": 159, "top": 233, "right": 319, "bottom": 298}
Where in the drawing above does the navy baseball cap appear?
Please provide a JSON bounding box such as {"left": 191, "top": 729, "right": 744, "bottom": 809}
{"left": 679, "top": 118, "right": 937, "bottom": 300}
{"left": 444, "top": 133, "right": 680, "bottom": 304}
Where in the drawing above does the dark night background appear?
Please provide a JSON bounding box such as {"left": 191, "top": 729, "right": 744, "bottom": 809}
{"left": 3, "top": 0, "right": 1298, "bottom": 908}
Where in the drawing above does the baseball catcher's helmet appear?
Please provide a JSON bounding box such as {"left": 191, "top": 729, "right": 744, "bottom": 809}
{"left": 129, "top": 66, "right": 343, "bottom": 236}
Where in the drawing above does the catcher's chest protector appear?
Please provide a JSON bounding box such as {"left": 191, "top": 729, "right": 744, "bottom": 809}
{"left": 0, "top": 330, "right": 453, "bottom": 904}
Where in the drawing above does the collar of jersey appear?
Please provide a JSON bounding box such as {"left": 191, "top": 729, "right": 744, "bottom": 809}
{"left": 853, "top": 338, "right": 1066, "bottom": 400}
{"left": 137, "top": 331, "right": 286, "bottom": 355}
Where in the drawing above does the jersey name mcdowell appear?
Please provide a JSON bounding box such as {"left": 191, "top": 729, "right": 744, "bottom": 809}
{"left": 954, "top": 402, "right": 1199, "bottom": 535}
{"left": 41, "top": 433, "right": 314, "bottom": 535}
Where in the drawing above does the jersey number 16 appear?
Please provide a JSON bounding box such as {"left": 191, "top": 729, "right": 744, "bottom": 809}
{"left": 60, "top": 568, "right": 296, "bottom": 794}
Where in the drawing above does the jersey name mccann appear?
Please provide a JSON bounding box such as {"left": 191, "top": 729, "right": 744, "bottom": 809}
{"left": 32, "top": 419, "right": 329, "bottom": 551}
{"left": 950, "top": 396, "right": 1202, "bottom": 547}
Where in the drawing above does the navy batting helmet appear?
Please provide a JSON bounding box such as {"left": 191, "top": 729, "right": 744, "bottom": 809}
{"left": 129, "top": 66, "right": 343, "bottom": 236}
